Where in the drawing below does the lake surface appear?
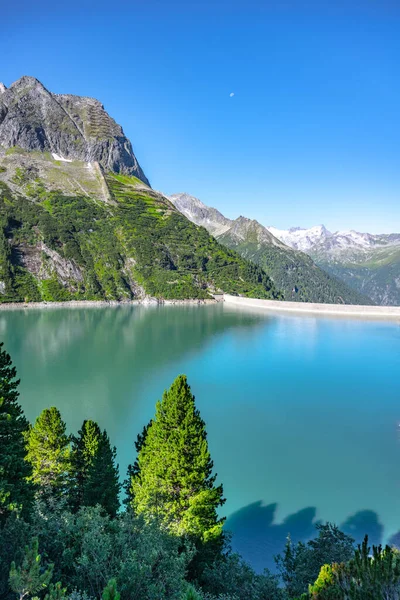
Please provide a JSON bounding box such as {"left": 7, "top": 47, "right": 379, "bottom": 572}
{"left": 2, "top": 304, "right": 400, "bottom": 572}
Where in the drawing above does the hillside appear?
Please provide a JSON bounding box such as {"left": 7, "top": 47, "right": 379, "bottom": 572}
{"left": 170, "top": 194, "right": 372, "bottom": 305}
{"left": 0, "top": 77, "right": 280, "bottom": 303}
{"left": 268, "top": 225, "right": 400, "bottom": 306}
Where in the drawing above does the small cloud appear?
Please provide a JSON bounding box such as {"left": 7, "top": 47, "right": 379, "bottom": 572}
{"left": 229, "top": 92, "right": 235, "bottom": 97}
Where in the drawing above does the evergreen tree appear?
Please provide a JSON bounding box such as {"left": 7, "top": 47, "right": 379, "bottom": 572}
{"left": 84, "top": 430, "right": 120, "bottom": 517}
{"left": 130, "top": 375, "right": 225, "bottom": 544}
{"left": 70, "top": 420, "right": 102, "bottom": 511}
{"left": 44, "top": 582, "right": 68, "bottom": 600}
{"left": 70, "top": 420, "right": 119, "bottom": 516}
{"left": 102, "top": 579, "right": 120, "bottom": 600}
{"left": 24, "top": 407, "right": 71, "bottom": 500}
{"left": 275, "top": 523, "right": 354, "bottom": 598}
{"left": 0, "top": 343, "right": 34, "bottom": 521}
{"left": 9, "top": 537, "right": 53, "bottom": 600}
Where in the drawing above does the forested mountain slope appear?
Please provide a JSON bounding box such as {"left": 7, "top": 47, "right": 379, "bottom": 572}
{"left": 170, "top": 193, "right": 372, "bottom": 305}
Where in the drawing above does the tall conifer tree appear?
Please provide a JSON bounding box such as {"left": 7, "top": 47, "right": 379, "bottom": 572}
{"left": 70, "top": 420, "right": 102, "bottom": 511}
{"left": 0, "top": 343, "right": 33, "bottom": 521}
{"left": 130, "top": 375, "right": 225, "bottom": 543}
{"left": 24, "top": 407, "right": 71, "bottom": 501}
{"left": 71, "top": 421, "right": 120, "bottom": 517}
{"left": 85, "top": 430, "right": 120, "bottom": 517}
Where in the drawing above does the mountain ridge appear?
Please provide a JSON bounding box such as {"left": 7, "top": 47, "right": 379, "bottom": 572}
{"left": 169, "top": 193, "right": 372, "bottom": 305}
{"left": 269, "top": 224, "right": 400, "bottom": 305}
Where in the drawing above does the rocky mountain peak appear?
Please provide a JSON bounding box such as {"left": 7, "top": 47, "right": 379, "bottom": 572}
{"left": 0, "top": 76, "right": 149, "bottom": 185}
{"left": 0, "top": 83, "right": 7, "bottom": 94}
{"left": 169, "top": 192, "right": 231, "bottom": 236}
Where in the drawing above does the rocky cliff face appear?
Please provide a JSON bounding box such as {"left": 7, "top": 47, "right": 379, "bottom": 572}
{"left": 0, "top": 76, "right": 149, "bottom": 185}
{"left": 169, "top": 193, "right": 232, "bottom": 236}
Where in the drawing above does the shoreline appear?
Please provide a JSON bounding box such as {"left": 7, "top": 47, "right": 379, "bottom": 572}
{"left": 223, "top": 294, "right": 400, "bottom": 321}
{"left": 1, "top": 295, "right": 399, "bottom": 320}
{"left": 0, "top": 298, "right": 218, "bottom": 311}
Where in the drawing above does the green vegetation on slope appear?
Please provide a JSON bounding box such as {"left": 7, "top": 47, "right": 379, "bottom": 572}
{"left": 0, "top": 166, "right": 281, "bottom": 302}
{"left": 218, "top": 233, "right": 373, "bottom": 305}
{"left": 319, "top": 252, "right": 400, "bottom": 306}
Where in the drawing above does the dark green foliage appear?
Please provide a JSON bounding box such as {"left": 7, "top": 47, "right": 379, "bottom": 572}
{"left": 275, "top": 523, "right": 354, "bottom": 598}
{"left": 0, "top": 175, "right": 280, "bottom": 303}
{"left": 0, "top": 515, "right": 31, "bottom": 600}
{"left": 70, "top": 420, "right": 120, "bottom": 516}
{"left": 9, "top": 537, "right": 53, "bottom": 600}
{"left": 70, "top": 420, "right": 101, "bottom": 511}
{"left": 0, "top": 343, "right": 34, "bottom": 521}
{"left": 83, "top": 430, "right": 120, "bottom": 517}
{"left": 218, "top": 233, "right": 373, "bottom": 305}
{"left": 201, "top": 553, "right": 284, "bottom": 600}
{"left": 28, "top": 505, "right": 192, "bottom": 600}
{"left": 24, "top": 407, "right": 71, "bottom": 501}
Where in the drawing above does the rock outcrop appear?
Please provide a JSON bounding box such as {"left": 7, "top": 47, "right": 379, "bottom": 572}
{"left": 0, "top": 76, "right": 149, "bottom": 185}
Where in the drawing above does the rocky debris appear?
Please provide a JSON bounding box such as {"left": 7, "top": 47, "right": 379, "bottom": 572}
{"left": 0, "top": 76, "right": 149, "bottom": 185}
{"left": 17, "top": 241, "right": 83, "bottom": 285}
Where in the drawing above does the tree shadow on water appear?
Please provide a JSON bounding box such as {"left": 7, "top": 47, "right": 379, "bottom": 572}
{"left": 340, "top": 510, "right": 383, "bottom": 547}
{"left": 226, "top": 502, "right": 383, "bottom": 574}
{"left": 226, "top": 502, "right": 318, "bottom": 573}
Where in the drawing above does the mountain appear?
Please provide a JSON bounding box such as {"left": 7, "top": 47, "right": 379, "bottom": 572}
{"left": 268, "top": 225, "right": 400, "bottom": 306}
{"left": 169, "top": 194, "right": 372, "bottom": 305}
{"left": 0, "top": 76, "right": 149, "bottom": 185}
{"left": 0, "top": 76, "right": 281, "bottom": 303}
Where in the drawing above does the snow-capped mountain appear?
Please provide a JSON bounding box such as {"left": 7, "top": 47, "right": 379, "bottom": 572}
{"left": 169, "top": 193, "right": 371, "bottom": 305}
{"left": 267, "top": 225, "right": 332, "bottom": 252}
{"left": 267, "top": 225, "right": 400, "bottom": 306}
{"left": 267, "top": 225, "right": 400, "bottom": 257}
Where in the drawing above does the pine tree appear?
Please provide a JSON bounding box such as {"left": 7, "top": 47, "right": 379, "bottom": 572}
{"left": 84, "top": 430, "right": 120, "bottom": 517}
{"left": 130, "top": 375, "right": 225, "bottom": 544}
{"left": 70, "top": 420, "right": 120, "bottom": 516}
{"left": 44, "top": 582, "right": 68, "bottom": 600}
{"left": 9, "top": 537, "right": 53, "bottom": 600}
{"left": 70, "top": 419, "right": 102, "bottom": 511}
{"left": 0, "top": 343, "right": 34, "bottom": 521}
{"left": 24, "top": 407, "right": 71, "bottom": 500}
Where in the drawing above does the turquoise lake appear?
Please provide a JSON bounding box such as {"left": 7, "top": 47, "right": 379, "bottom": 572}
{"left": 2, "top": 303, "right": 400, "bottom": 571}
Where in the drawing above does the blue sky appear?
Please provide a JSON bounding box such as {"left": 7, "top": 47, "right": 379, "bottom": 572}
{"left": 2, "top": 0, "right": 400, "bottom": 233}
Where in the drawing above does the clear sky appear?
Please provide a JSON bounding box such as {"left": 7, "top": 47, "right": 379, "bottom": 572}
{"left": 2, "top": 0, "right": 400, "bottom": 233}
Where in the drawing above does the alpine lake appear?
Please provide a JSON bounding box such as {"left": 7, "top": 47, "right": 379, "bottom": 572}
{"left": 3, "top": 303, "right": 400, "bottom": 572}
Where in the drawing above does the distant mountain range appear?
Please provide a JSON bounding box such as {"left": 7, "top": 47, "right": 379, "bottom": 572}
{"left": 268, "top": 225, "right": 400, "bottom": 306}
{"left": 169, "top": 194, "right": 372, "bottom": 305}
